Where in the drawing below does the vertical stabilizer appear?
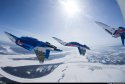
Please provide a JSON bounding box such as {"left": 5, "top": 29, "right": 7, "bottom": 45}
{"left": 78, "top": 47, "right": 86, "bottom": 56}
{"left": 120, "top": 34, "right": 125, "bottom": 45}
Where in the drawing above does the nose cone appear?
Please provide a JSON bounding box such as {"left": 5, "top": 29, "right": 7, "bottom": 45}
{"left": 4, "top": 31, "right": 18, "bottom": 43}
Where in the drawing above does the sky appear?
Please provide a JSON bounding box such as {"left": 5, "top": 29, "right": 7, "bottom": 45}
{"left": 0, "top": 0, "right": 125, "bottom": 47}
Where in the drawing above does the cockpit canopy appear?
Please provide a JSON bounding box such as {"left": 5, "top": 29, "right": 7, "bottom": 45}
{"left": 18, "top": 37, "right": 40, "bottom": 47}
{"left": 119, "top": 27, "right": 125, "bottom": 30}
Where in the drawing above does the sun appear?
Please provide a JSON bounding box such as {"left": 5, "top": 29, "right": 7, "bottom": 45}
{"left": 59, "top": 0, "right": 81, "bottom": 18}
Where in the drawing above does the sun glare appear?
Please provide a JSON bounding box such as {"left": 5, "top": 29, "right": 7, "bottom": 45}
{"left": 59, "top": 0, "right": 81, "bottom": 18}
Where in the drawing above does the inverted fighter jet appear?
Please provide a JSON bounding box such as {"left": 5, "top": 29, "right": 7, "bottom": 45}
{"left": 4, "top": 32, "right": 62, "bottom": 63}
{"left": 95, "top": 21, "right": 125, "bottom": 45}
{"left": 52, "top": 37, "right": 90, "bottom": 56}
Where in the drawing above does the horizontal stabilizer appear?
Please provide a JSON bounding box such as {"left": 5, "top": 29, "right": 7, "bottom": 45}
{"left": 45, "top": 42, "right": 57, "bottom": 49}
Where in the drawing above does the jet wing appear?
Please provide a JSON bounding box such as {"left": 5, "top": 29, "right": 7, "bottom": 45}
{"left": 34, "top": 47, "right": 50, "bottom": 63}
{"left": 95, "top": 21, "right": 117, "bottom": 35}
{"left": 4, "top": 31, "right": 18, "bottom": 43}
{"left": 78, "top": 47, "right": 86, "bottom": 56}
{"left": 52, "top": 37, "right": 67, "bottom": 46}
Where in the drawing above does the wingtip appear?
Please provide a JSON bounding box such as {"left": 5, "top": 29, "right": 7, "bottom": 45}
{"left": 95, "top": 21, "right": 98, "bottom": 23}
{"left": 59, "top": 49, "right": 63, "bottom": 52}
{"left": 4, "top": 31, "right": 10, "bottom": 36}
{"left": 52, "top": 37, "right": 59, "bottom": 40}
{"left": 55, "top": 48, "right": 63, "bottom": 52}
{"left": 95, "top": 21, "right": 100, "bottom": 24}
{"left": 52, "top": 37, "right": 56, "bottom": 39}
{"left": 4, "top": 31, "right": 8, "bottom": 34}
{"left": 4, "top": 31, "right": 12, "bottom": 36}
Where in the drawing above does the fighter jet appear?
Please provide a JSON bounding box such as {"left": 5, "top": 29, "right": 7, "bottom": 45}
{"left": 52, "top": 37, "right": 90, "bottom": 56}
{"left": 95, "top": 21, "right": 125, "bottom": 46}
{"left": 4, "top": 32, "right": 62, "bottom": 63}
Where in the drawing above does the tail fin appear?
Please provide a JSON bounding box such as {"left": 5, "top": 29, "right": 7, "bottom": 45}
{"left": 52, "top": 37, "right": 67, "bottom": 46}
{"left": 34, "top": 47, "right": 50, "bottom": 63}
{"left": 78, "top": 47, "right": 86, "bottom": 56}
{"left": 121, "top": 34, "right": 125, "bottom": 46}
{"left": 34, "top": 49, "right": 45, "bottom": 63}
